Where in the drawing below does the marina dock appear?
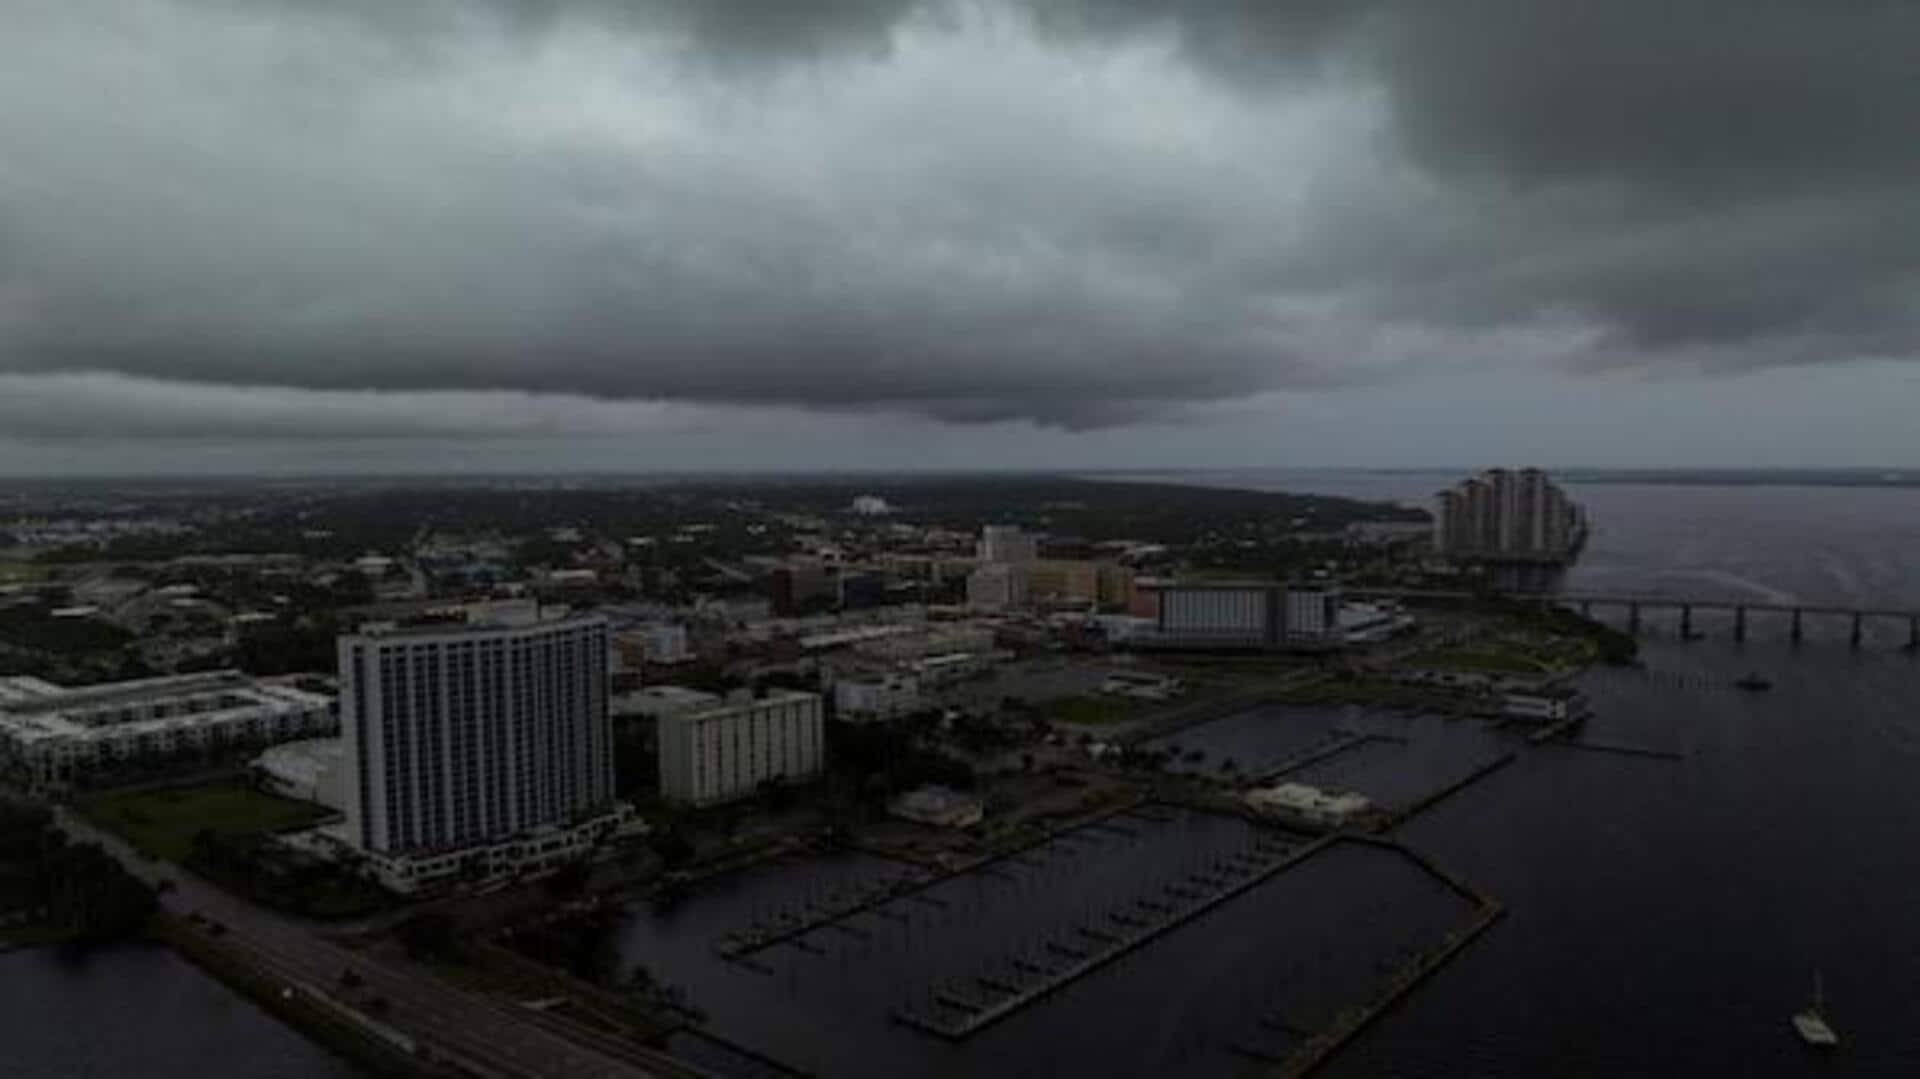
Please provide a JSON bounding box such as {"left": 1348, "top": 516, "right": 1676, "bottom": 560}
{"left": 1273, "top": 837, "right": 1506, "bottom": 1077}
{"left": 894, "top": 834, "right": 1338, "bottom": 1040}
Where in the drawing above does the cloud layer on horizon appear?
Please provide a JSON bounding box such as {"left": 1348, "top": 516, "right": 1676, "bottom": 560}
{"left": 2, "top": 0, "right": 1917, "bottom": 449}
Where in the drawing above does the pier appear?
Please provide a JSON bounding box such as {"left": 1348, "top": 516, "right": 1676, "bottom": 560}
{"left": 1381, "top": 751, "right": 1517, "bottom": 829}
{"left": 895, "top": 834, "right": 1336, "bottom": 1040}
{"left": 1276, "top": 899, "right": 1505, "bottom": 1078}
{"left": 1249, "top": 730, "right": 1405, "bottom": 784}
{"left": 1539, "top": 739, "right": 1684, "bottom": 761}
{"left": 1522, "top": 711, "right": 1683, "bottom": 760}
{"left": 716, "top": 800, "right": 1151, "bottom": 960}
{"left": 1273, "top": 837, "right": 1506, "bottom": 1078}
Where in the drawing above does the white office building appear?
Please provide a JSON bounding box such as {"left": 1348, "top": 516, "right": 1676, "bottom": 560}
{"left": 338, "top": 609, "right": 615, "bottom": 865}
{"left": 1285, "top": 589, "right": 1341, "bottom": 639}
{"left": 967, "top": 562, "right": 1030, "bottom": 611}
{"left": 834, "top": 672, "right": 921, "bottom": 722}
{"left": 977, "top": 525, "right": 1038, "bottom": 564}
{"left": 1159, "top": 584, "right": 1272, "bottom": 647}
{"left": 0, "top": 671, "right": 334, "bottom": 789}
{"left": 658, "top": 690, "right": 824, "bottom": 806}
{"left": 1147, "top": 582, "right": 1345, "bottom": 651}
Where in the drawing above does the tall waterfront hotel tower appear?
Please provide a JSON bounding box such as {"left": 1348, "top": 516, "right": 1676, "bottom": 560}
{"left": 339, "top": 606, "right": 613, "bottom": 854}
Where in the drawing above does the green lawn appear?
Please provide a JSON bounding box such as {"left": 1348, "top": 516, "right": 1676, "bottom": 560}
{"left": 1404, "top": 647, "right": 1549, "bottom": 674}
{"left": 0, "top": 561, "right": 51, "bottom": 584}
{"left": 79, "top": 779, "right": 332, "bottom": 863}
{"left": 1038, "top": 695, "right": 1138, "bottom": 726}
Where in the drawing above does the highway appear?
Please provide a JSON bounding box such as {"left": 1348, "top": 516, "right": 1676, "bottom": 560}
{"left": 50, "top": 805, "right": 703, "bottom": 1079}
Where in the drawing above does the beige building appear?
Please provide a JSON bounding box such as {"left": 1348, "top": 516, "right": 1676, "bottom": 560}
{"left": 657, "top": 689, "right": 825, "bottom": 806}
{"left": 1026, "top": 560, "right": 1135, "bottom": 609}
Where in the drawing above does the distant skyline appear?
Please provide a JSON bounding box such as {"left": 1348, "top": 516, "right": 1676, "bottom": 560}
{"left": 5, "top": 3, "right": 1918, "bottom": 473}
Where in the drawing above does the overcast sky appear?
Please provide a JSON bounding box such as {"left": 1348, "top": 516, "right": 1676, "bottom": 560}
{"left": 3, "top": 1, "right": 1917, "bottom": 474}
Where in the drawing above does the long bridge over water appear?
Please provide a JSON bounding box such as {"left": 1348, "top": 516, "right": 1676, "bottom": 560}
{"left": 1349, "top": 588, "right": 1920, "bottom": 648}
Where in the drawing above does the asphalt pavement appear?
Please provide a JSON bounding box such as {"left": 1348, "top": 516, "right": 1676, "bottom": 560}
{"left": 51, "top": 805, "right": 699, "bottom": 1079}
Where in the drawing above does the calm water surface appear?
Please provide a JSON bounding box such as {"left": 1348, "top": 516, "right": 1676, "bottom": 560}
{"left": 0, "top": 942, "right": 360, "bottom": 1078}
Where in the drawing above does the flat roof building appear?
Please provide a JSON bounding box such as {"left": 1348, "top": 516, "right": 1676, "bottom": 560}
{"left": 978, "top": 525, "right": 1038, "bottom": 564}
{"left": 338, "top": 609, "right": 614, "bottom": 860}
{"left": 613, "top": 685, "right": 721, "bottom": 723}
{"left": 1244, "top": 782, "right": 1373, "bottom": 829}
{"left": 658, "top": 689, "right": 824, "bottom": 807}
{"left": 967, "top": 562, "right": 1030, "bottom": 612}
{"left": 889, "top": 785, "right": 984, "bottom": 829}
{"left": 1140, "top": 582, "right": 1345, "bottom": 652}
{"left": 0, "top": 671, "right": 333, "bottom": 789}
{"left": 834, "top": 672, "right": 921, "bottom": 722}
{"left": 253, "top": 737, "right": 348, "bottom": 812}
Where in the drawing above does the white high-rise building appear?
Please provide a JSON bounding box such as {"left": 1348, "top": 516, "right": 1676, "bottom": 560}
{"left": 1433, "top": 468, "right": 1583, "bottom": 560}
{"left": 966, "top": 562, "right": 1031, "bottom": 611}
{"left": 658, "top": 690, "right": 824, "bottom": 806}
{"left": 977, "top": 525, "right": 1038, "bottom": 564}
{"left": 339, "top": 610, "right": 613, "bottom": 857}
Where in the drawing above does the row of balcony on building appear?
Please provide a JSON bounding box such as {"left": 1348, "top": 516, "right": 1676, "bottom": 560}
{"left": 1432, "top": 467, "right": 1586, "bottom": 562}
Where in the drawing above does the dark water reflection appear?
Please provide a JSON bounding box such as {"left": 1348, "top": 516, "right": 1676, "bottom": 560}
{"left": 0, "top": 943, "right": 360, "bottom": 1078}
{"left": 614, "top": 809, "right": 1474, "bottom": 1078}
{"left": 1326, "top": 634, "right": 1920, "bottom": 1077}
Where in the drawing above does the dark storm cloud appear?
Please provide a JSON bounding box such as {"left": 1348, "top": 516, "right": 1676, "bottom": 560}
{"left": 1027, "top": 0, "right": 1920, "bottom": 368}
{"left": 1022, "top": 1, "right": 1920, "bottom": 189}
{"left": 1, "top": 0, "right": 1917, "bottom": 445}
{"left": 191, "top": 0, "right": 926, "bottom": 67}
{"left": 0, "top": 374, "right": 670, "bottom": 441}
{"left": 1376, "top": 3, "right": 1920, "bottom": 195}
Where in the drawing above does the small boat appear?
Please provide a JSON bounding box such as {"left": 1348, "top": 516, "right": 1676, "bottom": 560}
{"left": 1734, "top": 673, "right": 1773, "bottom": 692}
{"left": 1792, "top": 971, "right": 1839, "bottom": 1049}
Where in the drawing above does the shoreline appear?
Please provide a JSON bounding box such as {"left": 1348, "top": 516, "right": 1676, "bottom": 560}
{"left": 149, "top": 915, "right": 430, "bottom": 1078}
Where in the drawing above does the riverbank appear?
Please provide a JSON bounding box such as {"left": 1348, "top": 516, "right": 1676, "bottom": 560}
{"left": 0, "top": 938, "right": 362, "bottom": 1077}
{"left": 153, "top": 913, "right": 430, "bottom": 1077}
